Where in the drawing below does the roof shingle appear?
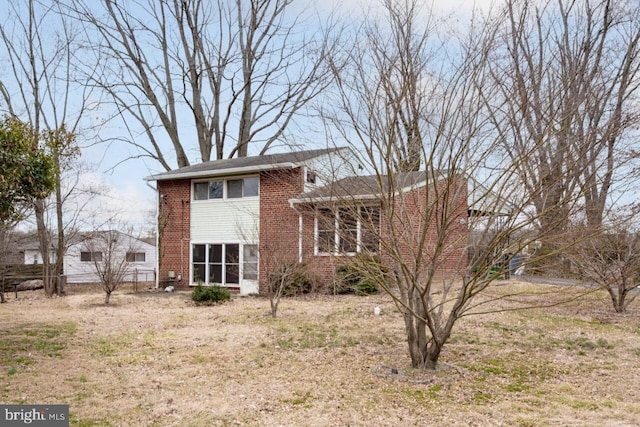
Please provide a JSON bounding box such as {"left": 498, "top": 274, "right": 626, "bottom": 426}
{"left": 145, "top": 147, "right": 349, "bottom": 181}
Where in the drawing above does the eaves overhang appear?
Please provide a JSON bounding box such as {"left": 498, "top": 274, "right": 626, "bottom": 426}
{"left": 289, "top": 193, "right": 381, "bottom": 208}
{"left": 144, "top": 162, "right": 297, "bottom": 182}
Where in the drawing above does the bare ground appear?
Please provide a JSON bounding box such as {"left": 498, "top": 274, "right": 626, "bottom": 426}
{"left": 0, "top": 281, "right": 639, "bottom": 426}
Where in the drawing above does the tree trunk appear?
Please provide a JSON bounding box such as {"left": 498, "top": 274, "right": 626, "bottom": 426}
{"left": 54, "top": 151, "right": 65, "bottom": 297}
{"left": 424, "top": 340, "right": 444, "bottom": 370}
{"left": 406, "top": 321, "right": 448, "bottom": 370}
{"left": 104, "top": 291, "right": 111, "bottom": 305}
{"left": 404, "top": 293, "right": 442, "bottom": 370}
{"left": 611, "top": 285, "right": 627, "bottom": 313}
{"left": 34, "top": 199, "right": 56, "bottom": 297}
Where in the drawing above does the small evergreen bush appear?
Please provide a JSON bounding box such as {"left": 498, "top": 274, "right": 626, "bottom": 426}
{"left": 268, "top": 263, "right": 316, "bottom": 297}
{"left": 333, "top": 263, "right": 361, "bottom": 294}
{"left": 354, "top": 277, "right": 379, "bottom": 296}
{"left": 191, "top": 284, "right": 231, "bottom": 305}
{"left": 332, "top": 255, "right": 386, "bottom": 296}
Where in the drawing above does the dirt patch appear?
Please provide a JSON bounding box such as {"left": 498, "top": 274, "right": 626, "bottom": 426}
{"left": 0, "top": 281, "right": 639, "bottom": 426}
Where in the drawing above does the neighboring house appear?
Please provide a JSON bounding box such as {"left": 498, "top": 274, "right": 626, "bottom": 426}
{"left": 20, "top": 238, "right": 57, "bottom": 265}
{"left": 64, "top": 231, "right": 156, "bottom": 284}
{"left": 146, "top": 147, "right": 470, "bottom": 295}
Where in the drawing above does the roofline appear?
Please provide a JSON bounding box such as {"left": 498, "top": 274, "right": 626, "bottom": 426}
{"left": 289, "top": 193, "right": 381, "bottom": 207}
{"left": 288, "top": 175, "right": 432, "bottom": 207}
{"left": 144, "top": 162, "right": 297, "bottom": 182}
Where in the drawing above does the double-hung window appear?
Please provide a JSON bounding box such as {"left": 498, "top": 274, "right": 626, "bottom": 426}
{"left": 338, "top": 209, "right": 358, "bottom": 253}
{"left": 316, "top": 206, "right": 380, "bottom": 255}
{"left": 360, "top": 206, "right": 381, "bottom": 253}
{"left": 193, "top": 176, "right": 259, "bottom": 200}
{"left": 317, "top": 208, "right": 336, "bottom": 254}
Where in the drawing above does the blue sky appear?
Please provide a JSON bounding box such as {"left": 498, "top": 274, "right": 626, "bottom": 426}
{"left": 77, "top": 0, "right": 496, "bottom": 227}
{"left": 1, "top": 0, "right": 496, "bottom": 233}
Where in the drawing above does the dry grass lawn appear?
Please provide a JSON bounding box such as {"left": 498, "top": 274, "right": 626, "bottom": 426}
{"left": 1, "top": 280, "right": 639, "bottom": 426}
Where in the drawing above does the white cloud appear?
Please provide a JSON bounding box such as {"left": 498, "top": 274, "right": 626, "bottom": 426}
{"left": 69, "top": 171, "right": 156, "bottom": 233}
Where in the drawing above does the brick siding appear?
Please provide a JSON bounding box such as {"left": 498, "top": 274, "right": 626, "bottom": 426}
{"left": 258, "top": 168, "right": 304, "bottom": 293}
{"left": 381, "top": 176, "right": 469, "bottom": 281}
{"left": 157, "top": 170, "right": 469, "bottom": 294}
{"left": 157, "top": 179, "right": 191, "bottom": 288}
{"left": 300, "top": 175, "right": 469, "bottom": 287}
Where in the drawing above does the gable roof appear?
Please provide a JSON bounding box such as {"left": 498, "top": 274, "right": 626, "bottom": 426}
{"left": 290, "top": 171, "right": 512, "bottom": 215}
{"left": 290, "top": 171, "right": 430, "bottom": 203}
{"left": 145, "top": 147, "right": 352, "bottom": 181}
{"left": 68, "top": 230, "right": 155, "bottom": 250}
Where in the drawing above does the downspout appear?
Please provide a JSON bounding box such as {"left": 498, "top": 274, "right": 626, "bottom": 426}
{"left": 298, "top": 213, "right": 303, "bottom": 263}
{"left": 289, "top": 200, "right": 304, "bottom": 263}
{"left": 146, "top": 181, "right": 160, "bottom": 289}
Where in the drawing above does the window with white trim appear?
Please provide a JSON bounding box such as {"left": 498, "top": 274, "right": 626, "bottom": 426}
{"left": 126, "top": 252, "right": 146, "bottom": 262}
{"left": 192, "top": 243, "right": 257, "bottom": 285}
{"left": 317, "top": 208, "right": 335, "bottom": 253}
{"left": 80, "top": 251, "right": 103, "bottom": 262}
{"left": 361, "top": 206, "right": 381, "bottom": 253}
{"left": 315, "top": 206, "right": 380, "bottom": 255}
{"left": 193, "top": 176, "right": 259, "bottom": 200}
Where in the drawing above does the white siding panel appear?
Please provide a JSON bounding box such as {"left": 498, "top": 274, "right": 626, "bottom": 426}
{"left": 303, "top": 149, "right": 360, "bottom": 192}
{"left": 64, "top": 234, "right": 156, "bottom": 284}
{"left": 191, "top": 199, "right": 259, "bottom": 242}
{"left": 64, "top": 243, "right": 101, "bottom": 283}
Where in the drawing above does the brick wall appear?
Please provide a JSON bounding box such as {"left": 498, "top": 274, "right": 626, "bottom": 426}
{"left": 157, "top": 179, "right": 191, "bottom": 288}
{"left": 300, "top": 175, "right": 469, "bottom": 287}
{"left": 299, "top": 207, "right": 341, "bottom": 287}
{"left": 157, "top": 171, "right": 469, "bottom": 293}
{"left": 382, "top": 175, "right": 469, "bottom": 281}
{"left": 258, "top": 168, "right": 304, "bottom": 293}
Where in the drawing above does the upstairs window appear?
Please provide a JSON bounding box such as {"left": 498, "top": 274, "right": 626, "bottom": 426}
{"left": 194, "top": 182, "right": 208, "bottom": 200}
{"left": 227, "top": 179, "right": 243, "bottom": 198}
{"left": 193, "top": 176, "right": 259, "bottom": 200}
{"left": 306, "top": 170, "right": 317, "bottom": 184}
{"left": 209, "top": 181, "right": 223, "bottom": 199}
{"left": 243, "top": 177, "right": 259, "bottom": 197}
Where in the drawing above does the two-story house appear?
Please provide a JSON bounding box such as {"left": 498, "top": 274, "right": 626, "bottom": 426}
{"left": 145, "top": 147, "right": 469, "bottom": 295}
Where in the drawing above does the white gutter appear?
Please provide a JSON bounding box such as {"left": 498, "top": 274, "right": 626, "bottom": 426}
{"left": 298, "top": 214, "right": 303, "bottom": 263}
{"left": 144, "top": 162, "right": 297, "bottom": 182}
{"left": 289, "top": 193, "right": 382, "bottom": 207}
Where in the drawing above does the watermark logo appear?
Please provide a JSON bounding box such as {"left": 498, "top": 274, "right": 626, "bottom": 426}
{"left": 1, "top": 405, "right": 68, "bottom": 426}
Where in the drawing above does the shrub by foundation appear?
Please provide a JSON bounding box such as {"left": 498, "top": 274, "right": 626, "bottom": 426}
{"left": 331, "top": 255, "right": 386, "bottom": 296}
{"left": 191, "top": 284, "right": 231, "bottom": 305}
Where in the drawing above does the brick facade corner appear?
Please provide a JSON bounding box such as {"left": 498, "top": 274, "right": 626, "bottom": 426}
{"left": 157, "top": 179, "right": 191, "bottom": 289}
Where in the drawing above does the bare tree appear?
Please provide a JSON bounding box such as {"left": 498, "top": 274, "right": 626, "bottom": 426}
{"left": 67, "top": 0, "right": 339, "bottom": 169}
{"left": 83, "top": 230, "right": 140, "bottom": 304}
{"left": 486, "top": 0, "right": 640, "bottom": 241}
{"left": 260, "top": 239, "right": 310, "bottom": 318}
{"left": 569, "top": 220, "right": 639, "bottom": 313}
{"left": 322, "top": 0, "right": 591, "bottom": 370}
{"left": 0, "top": 0, "right": 98, "bottom": 296}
